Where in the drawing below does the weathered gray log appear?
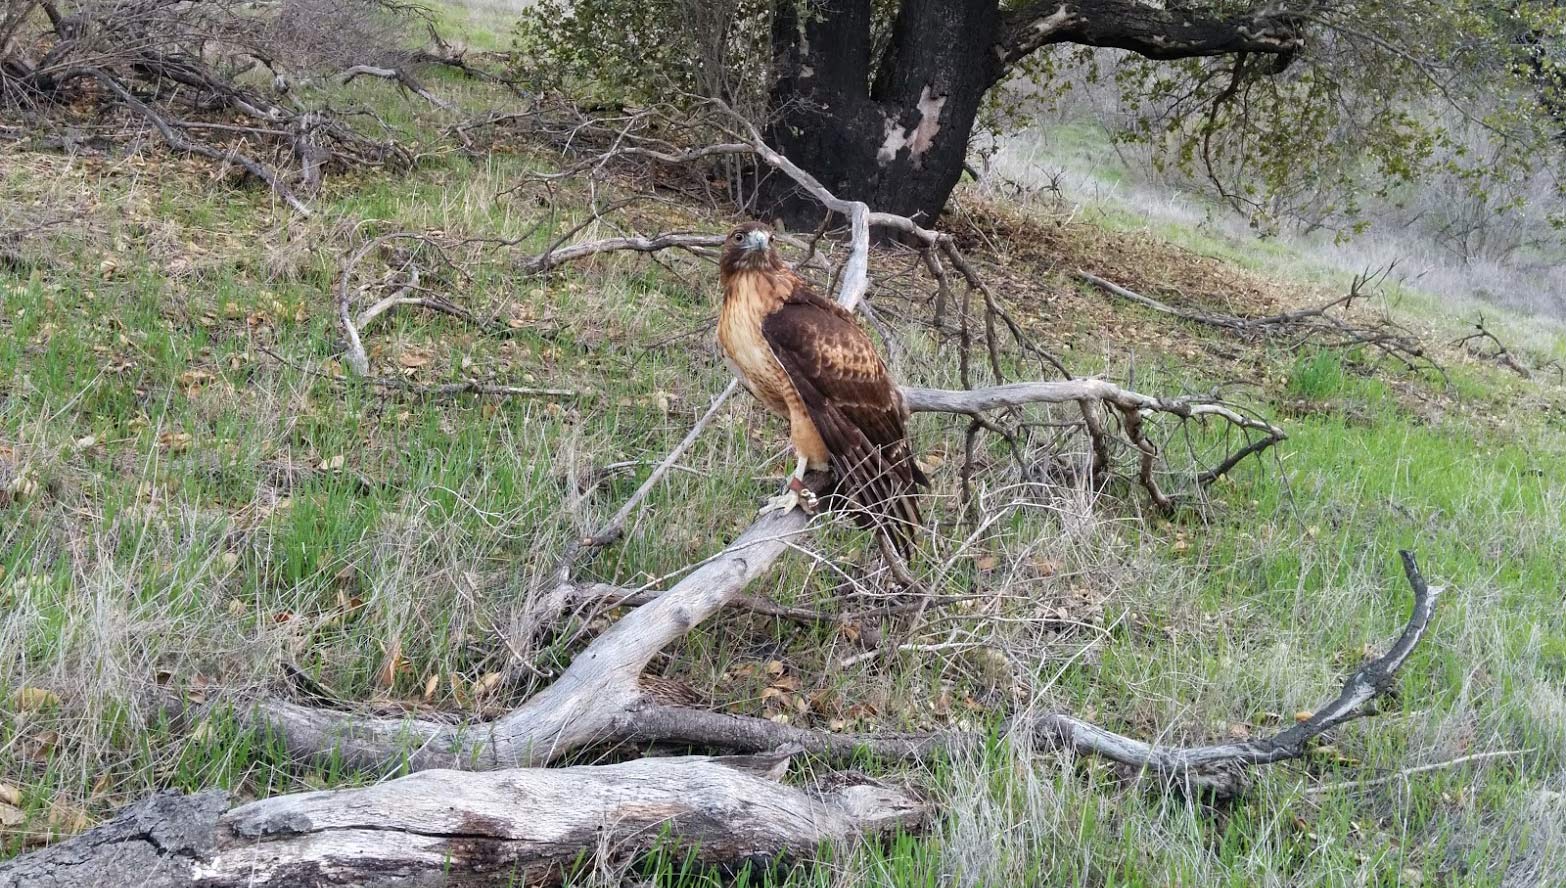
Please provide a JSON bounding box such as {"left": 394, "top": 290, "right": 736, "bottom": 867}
{"left": 0, "top": 790, "right": 229, "bottom": 888}
{"left": 0, "top": 755, "right": 926, "bottom": 888}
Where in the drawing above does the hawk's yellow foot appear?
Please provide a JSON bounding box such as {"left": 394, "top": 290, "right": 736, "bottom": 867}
{"left": 760, "top": 455, "right": 818, "bottom": 515}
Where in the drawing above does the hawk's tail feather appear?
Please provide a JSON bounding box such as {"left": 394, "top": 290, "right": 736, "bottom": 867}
{"left": 828, "top": 443, "right": 927, "bottom": 564}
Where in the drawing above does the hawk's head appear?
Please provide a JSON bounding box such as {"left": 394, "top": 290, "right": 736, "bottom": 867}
{"left": 719, "top": 221, "right": 781, "bottom": 276}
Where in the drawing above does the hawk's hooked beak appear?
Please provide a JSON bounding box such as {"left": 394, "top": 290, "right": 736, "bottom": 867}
{"left": 742, "top": 229, "right": 769, "bottom": 252}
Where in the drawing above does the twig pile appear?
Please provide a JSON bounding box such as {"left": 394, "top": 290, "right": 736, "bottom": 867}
{"left": 0, "top": 0, "right": 444, "bottom": 213}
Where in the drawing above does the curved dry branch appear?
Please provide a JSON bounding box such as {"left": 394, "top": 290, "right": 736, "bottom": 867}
{"left": 1037, "top": 551, "right": 1440, "bottom": 793}
{"left": 1454, "top": 316, "right": 1532, "bottom": 379}
{"left": 340, "top": 64, "right": 452, "bottom": 110}
{"left": 617, "top": 551, "right": 1440, "bottom": 799}
{"left": 522, "top": 232, "right": 726, "bottom": 273}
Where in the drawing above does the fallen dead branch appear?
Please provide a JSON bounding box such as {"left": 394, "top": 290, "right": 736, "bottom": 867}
{"left": 332, "top": 230, "right": 577, "bottom": 384}
{"left": 337, "top": 233, "right": 455, "bottom": 376}
{"left": 367, "top": 377, "right": 580, "bottom": 400}
{"left": 341, "top": 63, "right": 453, "bottom": 109}
{"left": 1453, "top": 316, "right": 1533, "bottom": 379}
{"left": 1077, "top": 268, "right": 1439, "bottom": 377}
{"left": 522, "top": 232, "right": 726, "bottom": 273}
{"left": 0, "top": 213, "right": 81, "bottom": 271}
{"left": 0, "top": 755, "right": 925, "bottom": 887}
{"left": 515, "top": 224, "right": 830, "bottom": 276}
{"left": 259, "top": 344, "right": 580, "bottom": 403}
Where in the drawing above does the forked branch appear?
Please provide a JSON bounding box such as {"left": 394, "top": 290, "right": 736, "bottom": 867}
{"left": 1453, "top": 315, "right": 1532, "bottom": 379}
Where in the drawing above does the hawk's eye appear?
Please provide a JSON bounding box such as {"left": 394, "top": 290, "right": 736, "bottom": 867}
{"left": 733, "top": 232, "right": 743, "bottom": 242}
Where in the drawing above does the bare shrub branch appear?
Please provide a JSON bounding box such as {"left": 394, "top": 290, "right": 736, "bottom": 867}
{"left": 1453, "top": 315, "right": 1533, "bottom": 379}
{"left": 3, "top": 0, "right": 435, "bottom": 212}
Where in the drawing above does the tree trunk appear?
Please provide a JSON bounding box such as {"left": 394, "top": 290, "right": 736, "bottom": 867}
{"left": 762, "top": 0, "right": 1002, "bottom": 234}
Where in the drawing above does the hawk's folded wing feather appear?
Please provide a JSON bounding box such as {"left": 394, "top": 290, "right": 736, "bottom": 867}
{"left": 761, "top": 274, "right": 927, "bottom": 556}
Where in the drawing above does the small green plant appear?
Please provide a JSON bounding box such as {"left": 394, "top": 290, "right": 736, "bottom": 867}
{"left": 1287, "top": 349, "right": 1349, "bottom": 399}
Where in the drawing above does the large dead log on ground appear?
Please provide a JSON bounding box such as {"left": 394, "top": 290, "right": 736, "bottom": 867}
{"left": 0, "top": 755, "right": 926, "bottom": 888}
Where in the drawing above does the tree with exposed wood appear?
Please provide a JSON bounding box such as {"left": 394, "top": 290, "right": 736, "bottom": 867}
{"left": 517, "top": 1, "right": 1566, "bottom": 233}
{"left": 762, "top": 0, "right": 1307, "bottom": 226}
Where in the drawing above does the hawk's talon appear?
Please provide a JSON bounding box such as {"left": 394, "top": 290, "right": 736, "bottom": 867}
{"left": 799, "top": 489, "right": 818, "bottom": 513}
{"left": 788, "top": 475, "right": 819, "bottom": 513}
{"left": 760, "top": 489, "right": 802, "bottom": 515}
{"left": 760, "top": 475, "right": 819, "bottom": 516}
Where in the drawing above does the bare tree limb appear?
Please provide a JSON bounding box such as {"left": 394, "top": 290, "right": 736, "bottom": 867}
{"left": 999, "top": 0, "right": 1304, "bottom": 69}
{"left": 86, "top": 68, "right": 312, "bottom": 216}
{"left": 1453, "top": 316, "right": 1532, "bottom": 379}
{"left": 569, "top": 379, "right": 739, "bottom": 552}
{"left": 367, "top": 378, "right": 580, "bottom": 400}
{"left": 904, "top": 380, "right": 1285, "bottom": 439}
{"left": 340, "top": 63, "right": 453, "bottom": 109}
{"left": 522, "top": 232, "right": 726, "bottom": 273}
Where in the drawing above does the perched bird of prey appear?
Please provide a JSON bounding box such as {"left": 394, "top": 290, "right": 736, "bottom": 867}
{"left": 717, "top": 221, "right": 927, "bottom": 557}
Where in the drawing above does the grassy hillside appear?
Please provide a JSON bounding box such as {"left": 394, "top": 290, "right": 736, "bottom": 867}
{"left": 3, "top": 10, "right": 1566, "bottom": 885}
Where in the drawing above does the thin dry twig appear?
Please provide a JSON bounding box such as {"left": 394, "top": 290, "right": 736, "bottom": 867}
{"left": 1305, "top": 747, "right": 1534, "bottom": 796}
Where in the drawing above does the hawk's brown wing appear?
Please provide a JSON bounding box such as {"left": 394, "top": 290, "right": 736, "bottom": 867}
{"left": 761, "top": 275, "right": 926, "bottom": 557}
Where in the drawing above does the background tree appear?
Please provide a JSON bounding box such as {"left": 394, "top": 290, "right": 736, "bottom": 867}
{"left": 518, "top": 1, "right": 1566, "bottom": 235}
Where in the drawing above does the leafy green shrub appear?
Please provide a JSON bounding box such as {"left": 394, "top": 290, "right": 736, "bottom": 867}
{"left": 512, "top": 0, "right": 771, "bottom": 111}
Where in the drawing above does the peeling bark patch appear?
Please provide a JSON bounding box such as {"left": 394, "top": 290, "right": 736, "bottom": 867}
{"left": 876, "top": 86, "right": 946, "bottom": 168}
{"left": 1030, "top": 5, "right": 1071, "bottom": 38}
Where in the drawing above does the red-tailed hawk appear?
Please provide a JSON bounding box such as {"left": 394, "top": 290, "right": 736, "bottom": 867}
{"left": 717, "top": 221, "right": 927, "bottom": 557}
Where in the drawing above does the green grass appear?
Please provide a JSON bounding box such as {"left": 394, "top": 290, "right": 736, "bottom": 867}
{"left": 3, "top": 7, "right": 1566, "bottom": 883}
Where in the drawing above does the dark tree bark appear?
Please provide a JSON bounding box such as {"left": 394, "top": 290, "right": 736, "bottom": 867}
{"left": 760, "top": 0, "right": 1307, "bottom": 233}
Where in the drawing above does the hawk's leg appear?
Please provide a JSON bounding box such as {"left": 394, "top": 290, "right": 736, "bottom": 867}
{"left": 760, "top": 454, "right": 819, "bottom": 515}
